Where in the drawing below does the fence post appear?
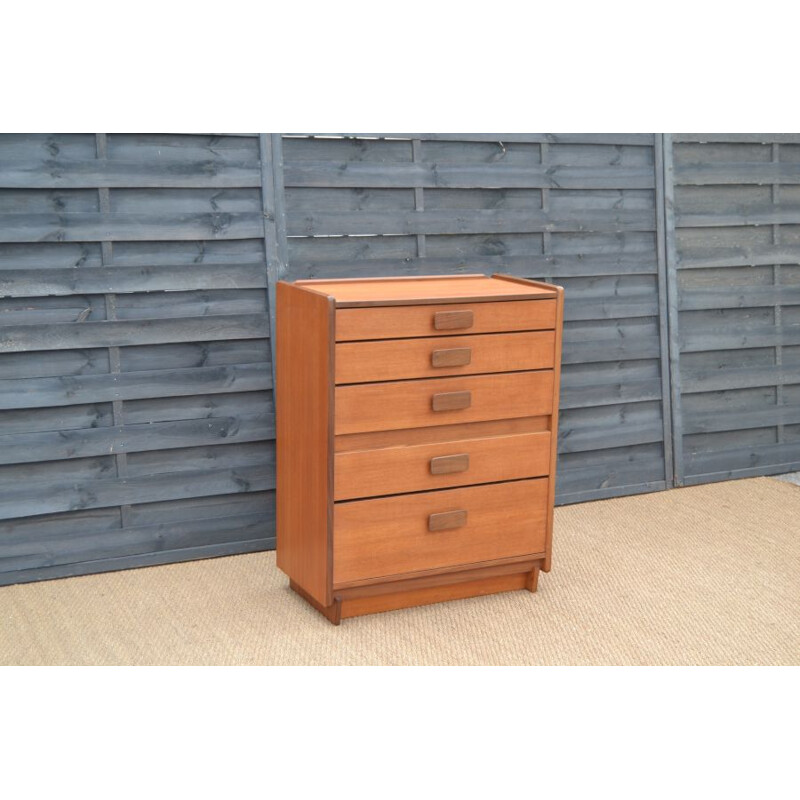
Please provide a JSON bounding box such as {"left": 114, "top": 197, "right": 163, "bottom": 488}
{"left": 654, "top": 134, "right": 675, "bottom": 489}
{"left": 661, "top": 133, "right": 685, "bottom": 486}
{"left": 259, "top": 133, "right": 288, "bottom": 394}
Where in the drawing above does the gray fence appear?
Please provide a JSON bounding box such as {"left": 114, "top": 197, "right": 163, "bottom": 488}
{"left": 0, "top": 132, "right": 796, "bottom": 586}
{"left": 665, "top": 133, "right": 800, "bottom": 485}
{"left": 0, "top": 134, "right": 280, "bottom": 585}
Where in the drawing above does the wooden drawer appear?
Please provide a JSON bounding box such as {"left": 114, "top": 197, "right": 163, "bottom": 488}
{"left": 335, "top": 370, "right": 554, "bottom": 435}
{"left": 335, "top": 330, "right": 555, "bottom": 384}
{"left": 336, "top": 299, "right": 556, "bottom": 342}
{"left": 333, "top": 478, "right": 548, "bottom": 584}
{"left": 335, "top": 431, "right": 551, "bottom": 500}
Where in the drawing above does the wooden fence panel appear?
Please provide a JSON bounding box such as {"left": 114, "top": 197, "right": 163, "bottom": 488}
{"left": 0, "top": 133, "right": 276, "bottom": 586}
{"left": 9, "top": 131, "right": 793, "bottom": 587}
{"left": 281, "top": 133, "right": 673, "bottom": 504}
{"left": 666, "top": 133, "right": 800, "bottom": 485}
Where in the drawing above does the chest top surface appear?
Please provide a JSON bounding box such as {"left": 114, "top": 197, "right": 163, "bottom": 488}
{"left": 294, "top": 273, "right": 558, "bottom": 307}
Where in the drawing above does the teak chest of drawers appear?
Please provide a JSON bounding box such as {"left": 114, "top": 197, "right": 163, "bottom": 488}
{"left": 276, "top": 273, "right": 564, "bottom": 624}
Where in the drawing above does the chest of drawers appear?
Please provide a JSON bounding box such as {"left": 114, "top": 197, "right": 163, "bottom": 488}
{"left": 276, "top": 273, "right": 564, "bottom": 624}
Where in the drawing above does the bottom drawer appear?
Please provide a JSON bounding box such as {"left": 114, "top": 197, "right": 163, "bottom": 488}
{"left": 333, "top": 479, "right": 548, "bottom": 585}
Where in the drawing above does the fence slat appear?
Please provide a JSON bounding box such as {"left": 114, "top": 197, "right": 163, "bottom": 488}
{"left": 0, "top": 314, "right": 269, "bottom": 352}
{"left": 0, "top": 158, "right": 262, "bottom": 188}
{"left": 0, "top": 212, "right": 264, "bottom": 242}
{"left": 284, "top": 161, "right": 655, "bottom": 189}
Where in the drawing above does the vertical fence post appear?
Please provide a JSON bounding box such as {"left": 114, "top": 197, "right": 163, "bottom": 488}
{"left": 654, "top": 134, "right": 675, "bottom": 489}
{"left": 259, "top": 133, "right": 288, "bottom": 394}
{"left": 662, "top": 133, "right": 685, "bottom": 486}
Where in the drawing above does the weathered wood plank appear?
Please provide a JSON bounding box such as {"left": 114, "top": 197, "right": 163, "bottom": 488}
{"left": 564, "top": 295, "right": 659, "bottom": 321}
{"left": 680, "top": 323, "right": 800, "bottom": 352}
{"left": 682, "top": 364, "right": 800, "bottom": 393}
{"left": 559, "top": 418, "right": 665, "bottom": 452}
{"left": 684, "top": 439, "right": 800, "bottom": 476}
{"left": 283, "top": 161, "right": 655, "bottom": 189}
{"left": 0, "top": 413, "right": 274, "bottom": 465}
{"left": 0, "top": 314, "right": 269, "bottom": 352}
{"left": 0, "top": 491, "right": 273, "bottom": 538}
{"left": 683, "top": 404, "right": 800, "bottom": 435}
{"left": 287, "top": 133, "right": 655, "bottom": 146}
{"left": 0, "top": 158, "right": 261, "bottom": 188}
{"left": 287, "top": 208, "right": 655, "bottom": 236}
{"left": 677, "top": 245, "right": 800, "bottom": 269}
{"left": 286, "top": 254, "right": 658, "bottom": 279}
{"left": 678, "top": 285, "right": 800, "bottom": 310}
{"left": 0, "top": 463, "right": 275, "bottom": 520}
{"left": 0, "top": 362, "right": 271, "bottom": 409}
{"left": 673, "top": 134, "right": 800, "bottom": 144}
{"left": 0, "top": 508, "right": 273, "bottom": 573}
{"left": 560, "top": 376, "right": 663, "bottom": 409}
{"left": 675, "top": 161, "right": 800, "bottom": 185}
{"left": 0, "top": 536, "right": 275, "bottom": 587}
{"left": 0, "top": 212, "right": 264, "bottom": 242}
{"left": 676, "top": 205, "right": 800, "bottom": 228}
{"left": 0, "top": 263, "right": 266, "bottom": 297}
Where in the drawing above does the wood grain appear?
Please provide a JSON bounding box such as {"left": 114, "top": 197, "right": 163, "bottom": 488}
{"left": 335, "top": 299, "right": 557, "bottom": 341}
{"left": 339, "top": 572, "right": 530, "bottom": 619}
{"left": 275, "top": 282, "right": 334, "bottom": 605}
{"left": 333, "top": 479, "right": 548, "bottom": 584}
{"left": 335, "top": 330, "right": 555, "bottom": 384}
{"left": 297, "top": 275, "right": 555, "bottom": 305}
{"left": 333, "top": 431, "right": 551, "bottom": 501}
{"left": 334, "top": 416, "right": 550, "bottom": 453}
{"left": 335, "top": 371, "right": 554, "bottom": 435}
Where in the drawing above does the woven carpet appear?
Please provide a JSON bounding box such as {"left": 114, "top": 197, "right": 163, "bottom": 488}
{"left": 2, "top": 477, "right": 798, "bottom": 665}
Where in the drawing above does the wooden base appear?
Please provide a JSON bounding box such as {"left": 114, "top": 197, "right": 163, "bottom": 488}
{"left": 290, "top": 560, "right": 543, "bottom": 625}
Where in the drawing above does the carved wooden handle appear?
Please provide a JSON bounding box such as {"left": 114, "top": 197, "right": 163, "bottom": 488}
{"left": 431, "top": 391, "right": 472, "bottom": 412}
{"left": 428, "top": 510, "right": 468, "bottom": 532}
{"left": 430, "top": 453, "right": 470, "bottom": 475}
{"left": 434, "top": 310, "right": 473, "bottom": 331}
{"left": 431, "top": 347, "right": 472, "bottom": 368}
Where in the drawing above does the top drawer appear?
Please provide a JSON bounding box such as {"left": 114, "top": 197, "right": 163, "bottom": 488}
{"left": 336, "top": 299, "right": 557, "bottom": 342}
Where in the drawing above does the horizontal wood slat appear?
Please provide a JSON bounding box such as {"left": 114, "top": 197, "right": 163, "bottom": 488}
{"left": 0, "top": 314, "right": 269, "bottom": 352}
{"left": 0, "top": 131, "right": 276, "bottom": 585}
{"left": 287, "top": 208, "right": 655, "bottom": 236}
{"left": 0, "top": 158, "right": 261, "bottom": 188}
{"left": 287, "top": 133, "right": 655, "bottom": 145}
{"left": 284, "top": 161, "right": 656, "bottom": 190}
{"left": 0, "top": 464, "right": 275, "bottom": 521}
{"left": 0, "top": 363, "right": 271, "bottom": 409}
{"left": 0, "top": 212, "right": 264, "bottom": 242}
{"left": 0, "top": 263, "right": 266, "bottom": 296}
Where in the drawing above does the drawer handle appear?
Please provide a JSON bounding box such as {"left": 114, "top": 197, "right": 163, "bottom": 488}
{"left": 431, "top": 347, "right": 472, "bottom": 368}
{"left": 430, "top": 453, "right": 470, "bottom": 475}
{"left": 431, "top": 391, "right": 471, "bottom": 412}
{"left": 428, "top": 510, "right": 468, "bottom": 532}
{"left": 434, "top": 310, "right": 474, "bottom": 331}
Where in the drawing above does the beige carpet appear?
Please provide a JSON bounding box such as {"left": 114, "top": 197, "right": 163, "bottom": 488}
{"left": 2, "top": 477, "right": 798, "bottom": 665}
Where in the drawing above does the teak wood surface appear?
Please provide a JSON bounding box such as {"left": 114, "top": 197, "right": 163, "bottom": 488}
{"left": 333, "top": 478, "right": 548, "bottom": 584}
{"left": 335, "top": 330, "right": 556, "bottom": 384}
{"left": 276, "top": 273, "right": 563, "bottom": 623}
{"left": 335, "top": 370, "right": 554, "bottom": 435}
{"left": 334, "top": 431, "right": 551, "bottom": 501}
{"left": 335, "top": 299, "right": 557, "bottom": 341}
{"left": 275, "top": 282, "right": 333, "bottom": 606}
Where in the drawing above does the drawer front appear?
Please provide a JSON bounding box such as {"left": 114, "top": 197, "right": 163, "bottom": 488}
{"left": 336, "top": 299, "right": 556, "bottom": 342}
{"left": 335, "top": 370, "right": 554, "bottom": 435}
{"left": 335, "top": 330, "right": 555, "bottom": 384}
{"left": 333, "top": 478, "right": 548, "bottom": 584}
{"left": 334, "top": 431, "right": 551, "bottom": 501}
